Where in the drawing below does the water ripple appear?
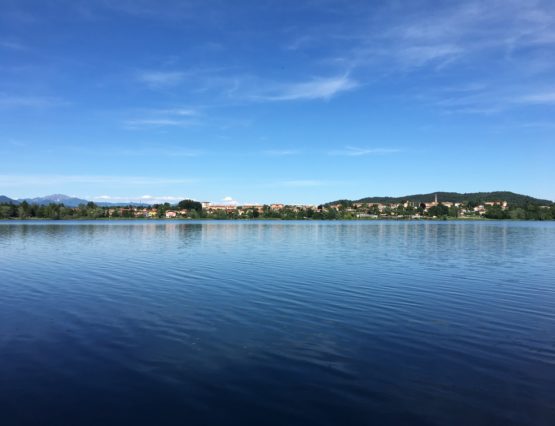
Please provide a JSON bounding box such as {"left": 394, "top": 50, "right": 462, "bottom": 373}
{"left": 1, "top": 220, "right": 554, "bottom": 425}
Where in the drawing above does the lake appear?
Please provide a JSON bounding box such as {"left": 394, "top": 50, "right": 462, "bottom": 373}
{"left": 0, "top": 220, "right": 554, "bottom": 425}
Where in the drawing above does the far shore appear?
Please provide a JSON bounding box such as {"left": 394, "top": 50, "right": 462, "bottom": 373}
{"left": 3, "top": 217, "right": 546, "bottom": 222}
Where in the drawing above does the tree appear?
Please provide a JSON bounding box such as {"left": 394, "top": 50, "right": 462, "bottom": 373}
{"left": 156, "top": 202, "right": 171, "bottom": 218}
{"left": 368, "top": 204, "right": 381, "bottom": 215}
{"left": 428, "top": 204, "right": 449, "bottom": 217}
{"left": 177, "top": 199, "right": 202, "bottom": 212}
{"left": 0, "top": 204, "right": 17, "bottom": 218}
{"left": 509, "top": 207, "right": 526, "bottom": 220}
{"left": 18, "top": 201, "right": 30, "bottom": 219}
{"left": 448, "top": 205, "right": 459, "bottom": 218}
{"left": 325, "top": 208, "right": 338, "bottom": 220}
{"left": 484, "top": 205, "right": 508, "bottom": 219}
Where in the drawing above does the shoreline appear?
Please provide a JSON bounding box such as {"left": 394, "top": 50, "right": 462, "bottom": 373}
{"left": 2, "top": 217, "right": 552, "bottom": 222}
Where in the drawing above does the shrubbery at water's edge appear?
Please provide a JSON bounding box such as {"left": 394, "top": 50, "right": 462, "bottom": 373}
{"left": 1, "top": 200, "right": 555, "bottom": 220}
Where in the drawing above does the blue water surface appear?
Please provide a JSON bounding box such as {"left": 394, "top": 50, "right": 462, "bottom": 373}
{"left": 1, "top": 220, "right": 554, "bottom": 425}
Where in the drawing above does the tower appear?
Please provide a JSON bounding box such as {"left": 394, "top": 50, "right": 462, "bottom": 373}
{"left": 435, "top": 193, "right": 438, "bottom": 204}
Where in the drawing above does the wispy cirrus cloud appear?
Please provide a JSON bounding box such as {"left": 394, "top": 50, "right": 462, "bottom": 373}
{"left": 354, "top": 1, "right": 555, "bottom": 70}
{"left": 109, "top": 147, "right": 203, "bottom": 157}
{"left": 328, "top": 146, "right": 402, "bottom": 156}
{"left": 154, "top": 108, "right": 197, "bottom": 116}
{"left": 132, "top": 47, "right": 361, "bottom": 102}
{"left": 0, "top": 38, "right": 26, "bottom": 51}
{"left": 261, "top": 149, "right": 300, "bottom": 156}
{"left": 253, "top": 75, "right": 358, "bottom": 102}
{"left": 394, "top": 44, "right": 462, "bottom": 69}
{"left": 516, "top": 91, "right": 555, "bottom": 105}
{"left": 135, "top": 70, "right": 359, "bottom": 103}
{"left": 0, "top": 94, "right": 67, "bottom": 109}
{"left": 123, "top": 107, "right": 201, "bottom": 128}
{"left": 124, "top": 118, "right": 197, "bottom": 128}
{"left": 427, "top": 86, "right": 555, "bottom": 114}
{"left": 136, "top": 70, "right": 187, "bottom": 88}
{"left": 280, "top": 1, "right": 555, "bottom": 109}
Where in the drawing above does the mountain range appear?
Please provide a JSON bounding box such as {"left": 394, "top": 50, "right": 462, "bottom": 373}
{"left": 0, "top": 194, "right": 149, "bottom": 207}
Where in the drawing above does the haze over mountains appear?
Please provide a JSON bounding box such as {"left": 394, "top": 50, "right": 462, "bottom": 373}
{"left": 1, "top": 191, "right": 553, "bottom": 207}
{"left": 0, "top": 194, "right": 149, "bottom": 207}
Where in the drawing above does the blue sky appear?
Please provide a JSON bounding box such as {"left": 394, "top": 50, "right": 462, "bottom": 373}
{"left": 1, "top": 0, "right": 554, "bottom": 204}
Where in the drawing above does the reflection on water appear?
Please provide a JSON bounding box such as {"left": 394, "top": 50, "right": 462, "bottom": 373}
{"left": 0, "top": 220, "right": 554, "bottom": 426}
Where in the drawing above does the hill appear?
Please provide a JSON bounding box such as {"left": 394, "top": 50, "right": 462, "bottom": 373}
{"left": 19, "top": 194, "right": 90, "bottom": 207}
{"left": 327, "top": 192, "right": 553, "bottom": 207}
{"left": 15, "top": 194, "right": 151, "bottom": 207}
{"left": 0, "top": 194, "right": 152, "bottom": 207}
{"left": 0, "top": 195, "right": 17, "bottom": 204}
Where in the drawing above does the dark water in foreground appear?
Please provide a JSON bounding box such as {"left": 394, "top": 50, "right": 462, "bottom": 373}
{"left": 0, "top": 220, "right": 554, "bottom": 425}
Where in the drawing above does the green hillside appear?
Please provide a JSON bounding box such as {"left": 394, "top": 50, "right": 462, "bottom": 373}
{"left": 327, "top": 192, "right": 553, "bottom": 207}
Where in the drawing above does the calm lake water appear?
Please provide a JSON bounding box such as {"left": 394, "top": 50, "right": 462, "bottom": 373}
{"left": 1, "top": 220, "right": 554, "bottom": 425}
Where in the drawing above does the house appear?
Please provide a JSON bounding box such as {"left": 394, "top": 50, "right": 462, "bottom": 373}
{"left": 165, "top": 211, "right": 177, "bottom": 218}
{"left": 205, "top": 205, "right": 236, "bottom": 211}
{"left": 134, "top": 208, "right": 150, "bottom": 218}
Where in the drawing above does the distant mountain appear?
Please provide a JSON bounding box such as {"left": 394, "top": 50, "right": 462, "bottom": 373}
{"left": 0, "top": 195, "right": 17, "bottom": 204}
{"left": 7, "top": 194, "right": 150, "bottom": 207}
{"left": 19, "top": 194, "right": 90, "bottom": 207}
{"left": 327, "top": 192, "right": 554, "bottom": 207}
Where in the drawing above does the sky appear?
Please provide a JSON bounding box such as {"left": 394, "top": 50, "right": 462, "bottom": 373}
{"left": 1, "top": 0, "right": 554, "bottom": 204}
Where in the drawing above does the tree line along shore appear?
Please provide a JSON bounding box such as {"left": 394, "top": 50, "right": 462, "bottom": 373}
{"left": 1, "top": 198, "right": 554, "bottom": 221}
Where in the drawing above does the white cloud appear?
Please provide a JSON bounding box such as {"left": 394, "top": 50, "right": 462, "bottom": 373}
{"left": 221, "top": 196, "right": 239, "bottom": 205}
{"left": 137, "top": 71, "right": 186, "bottom": 88}
{"left": 256, "top": 75, "right": 358, "bottom": 101}
{"left": 0, "top": 94, "right": 67, "bottom": 108}
{"left": 428, "top": 86, "right": 555, "bottom": 114}
{"left": 380, "top": 1, "right": 555, "bottom": 68}
{"left": 124, "top": 118, "right": 197, "bottom": 128}
{"left": 161, "top": 108, "right": 198, "bottom": 116}
{"left": 396, "top": 44, "right": 462, "bottom": 68}
{"left": 288, "top": 1, "right": 555, "bottom": 76}
{"left": 261, "top": 149, "right": 300, "bottom": 156}
{"left": 111, "top": 147, "right": 202, "bottom": 157}
{"left": 516, "top": 92, "right": 555, "bottom": 105}
{"left": 158, "top": 72, "right": 359, "bottom": 103}
{"left": 328, "top": 146, "right": 402, "bottom": 156}
{"left": 123, "top": 107, "right": 201, "bottom": 128}
{"left": 0, "top": 39, "right": 26, "bottom": 50}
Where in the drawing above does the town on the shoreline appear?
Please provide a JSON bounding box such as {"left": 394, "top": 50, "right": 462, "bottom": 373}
{"left": 1, "top": 193, "right": 554, "bottom": 220}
